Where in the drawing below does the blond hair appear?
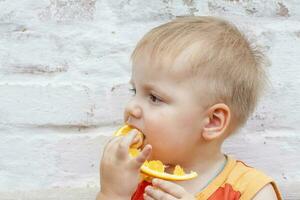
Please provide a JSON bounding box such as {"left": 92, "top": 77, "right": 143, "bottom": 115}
{"left": 131, "top": 16, "right": 267, "bottom": 128}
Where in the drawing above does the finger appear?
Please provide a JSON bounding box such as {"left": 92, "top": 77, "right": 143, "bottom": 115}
{"left": 152, "top": 179, "right": 185, "bottom": 198}
{"left": 116, "top": 130, "right": 139, "bottom": 159}
{"left": 135, "top": 144, "right": 152, "bottom": 167}
{"left": 131, "top": 135, "right": 140, "bottom": 145}
{"left": 143, "top": 193, "right": 155, "bottom": 200}
{"left": 131, "top": 132, "right": 144, "bottom": 148}
{"left": 145, "top": 186, "right": 177, "bottom": 200}
{"left": 105, "top": 128, "right": 139, "bottom": 155}
{"left": 100, "top": 136, "right": 123, "bottom": 171}
{"left": 102, "top": 136, "right": 122, "bottom": 158}
{"left": 131, "top": 144, "right": 152, "bottom": 168}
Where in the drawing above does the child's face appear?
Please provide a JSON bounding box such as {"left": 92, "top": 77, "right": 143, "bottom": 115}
{"left": 124, "top": 53, "right": 208, "bottom": 165}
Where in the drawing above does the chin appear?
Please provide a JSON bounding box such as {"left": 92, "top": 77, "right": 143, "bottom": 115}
{"left": 148, "top": 152, "right": 175, "bottom": 164}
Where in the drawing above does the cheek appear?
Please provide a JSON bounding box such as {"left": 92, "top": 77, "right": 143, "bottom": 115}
{"left": 180, "top": 106, "right": 205, "bottom": 126}
{"left": 171, "top": 111, "right": 204, "bottom": 144}
{"left": 178, "top": 115, "right": 195, "bottom": 127}
{"left": 143, "top": 107, "right": 201, "bottom": 140}
{"left": 144, "top": 111, "right": 174, "bottom": 145}
{"left": 145, "top": 108, "right": 198, "bottom": 138}
{"left": 172, "top": 111, "right": 199, "bottom": 132}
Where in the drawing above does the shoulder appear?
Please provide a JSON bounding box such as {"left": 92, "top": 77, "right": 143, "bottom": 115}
{"left": 224, "top": 157, "right": 282, "bottom": 200}
{"left": 252, "top": 183, "right": 279, "bottom": 200}
{"left": 226, "top": 159, "right": 271, "bottom": 185}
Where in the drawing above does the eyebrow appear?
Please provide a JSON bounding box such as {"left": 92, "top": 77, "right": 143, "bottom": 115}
{"left": 129, "top": 80, "right": 170, "bottom": 100}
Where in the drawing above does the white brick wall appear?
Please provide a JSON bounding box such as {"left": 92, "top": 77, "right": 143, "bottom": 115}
{"left": 0, "top": 0, "right": 299, "bottom": 199}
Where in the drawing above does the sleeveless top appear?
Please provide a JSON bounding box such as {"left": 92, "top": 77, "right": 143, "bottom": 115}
{"left": 131, "top": 155, "right": 282, "bottom": 200}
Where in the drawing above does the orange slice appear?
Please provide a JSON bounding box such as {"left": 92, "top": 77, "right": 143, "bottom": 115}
{"left": 141, "top": 161, "right": 197, "bottom": 181}
{"left": 114, "top": 125, "right": 198, "bottom": 181}
{"left": 114, "top": 124, "right": 144, "bottom": 149}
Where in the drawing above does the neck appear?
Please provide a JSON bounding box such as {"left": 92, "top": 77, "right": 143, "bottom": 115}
{"left": 164, "top": 140, "right": 225, "bottom": 172}
{"left": 174, "top": 142, "right": 227, "bottom": 194}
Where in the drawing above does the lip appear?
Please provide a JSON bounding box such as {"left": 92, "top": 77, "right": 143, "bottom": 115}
{"left": 125, "top": 123, "right": 143, "bottom": 134}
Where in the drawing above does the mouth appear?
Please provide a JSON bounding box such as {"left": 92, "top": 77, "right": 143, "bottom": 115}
{"left": 138, "top": 132, "right": 147, "bottom": 149}
{"left": 126, "top": 124, "right": 147, "bottom": 148}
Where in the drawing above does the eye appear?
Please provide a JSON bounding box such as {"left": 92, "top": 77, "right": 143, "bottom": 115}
{"left": 129, "top": 88, "right": 136, "bottom": 95}
{"left": 149, "top": 93, "right": 162, "bottom": 104}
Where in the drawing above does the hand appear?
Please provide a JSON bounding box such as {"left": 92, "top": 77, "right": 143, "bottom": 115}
{"left": 144, "top": 179, "right": 196, "bottom": 200}
{"left": 99, "top": 130, "right": 152, "bottom": 199}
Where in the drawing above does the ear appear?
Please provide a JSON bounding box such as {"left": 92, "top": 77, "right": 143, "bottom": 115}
{"left": 202, "top": 103, "right": 231, "bottom": 141}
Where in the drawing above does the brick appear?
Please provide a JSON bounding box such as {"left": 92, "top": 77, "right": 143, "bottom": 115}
{"left": 207, "top": 0, "right": 300, "bottom": 18}
{"left": 0, "top": 82, "right": 133, "bottom": 127}
{"left": 0, "top": 126, "right": 117, "bottom": 191}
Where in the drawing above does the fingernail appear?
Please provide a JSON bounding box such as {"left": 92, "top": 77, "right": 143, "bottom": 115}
{"left": 145, "top": 186, "right": 151, "bottom": 192}
{"left": 152, "top": 178, "right": 158, "bottom": 184}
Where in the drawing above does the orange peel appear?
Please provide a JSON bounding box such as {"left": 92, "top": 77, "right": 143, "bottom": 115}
{"left": 114, "top": 124, "right": 198, "bottom": 181}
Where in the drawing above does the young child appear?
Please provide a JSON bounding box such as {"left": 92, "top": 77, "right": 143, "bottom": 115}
{"left": 97, "top": 16, "right": 282, "bottom": 200}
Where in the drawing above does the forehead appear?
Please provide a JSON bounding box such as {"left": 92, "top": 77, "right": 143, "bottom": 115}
{"left": 131, "top": 57, "right": 185, "bottom": 88}
{"left": 131, "top": 44, "right": 201, "bottom": 83}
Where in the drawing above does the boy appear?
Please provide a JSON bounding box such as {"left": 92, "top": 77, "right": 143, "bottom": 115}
{"left": 97, "top": 16, "right": 282, "bottom": 200}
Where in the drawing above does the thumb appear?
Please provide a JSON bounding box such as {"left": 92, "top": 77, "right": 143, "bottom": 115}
{"left": 131, "top": 144, "right": 152, "bottom": 169}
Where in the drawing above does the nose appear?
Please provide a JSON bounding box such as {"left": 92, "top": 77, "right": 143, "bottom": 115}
{"left": 124, "top": 98, "right": 143, "bottom": 123}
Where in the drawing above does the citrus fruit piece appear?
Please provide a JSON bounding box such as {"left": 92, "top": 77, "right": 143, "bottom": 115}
{"left": 114, "top": 124, "right": 144, "bottom": 149}
{"left": 114, "top": 125, "right": 198, "bottom": 181}
{"left": 174, "top": 165, "right": 185, "bottom": 176}
{"left": 129, "top": 148, "right": 140, "bottom": 157}
{"left": 141, "top": 160, "right": 198, "bottom": 181}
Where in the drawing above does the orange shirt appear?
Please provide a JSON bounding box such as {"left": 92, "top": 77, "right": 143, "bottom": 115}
{"left": 131, "top": 155, "right": 282, "bottom": 200}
